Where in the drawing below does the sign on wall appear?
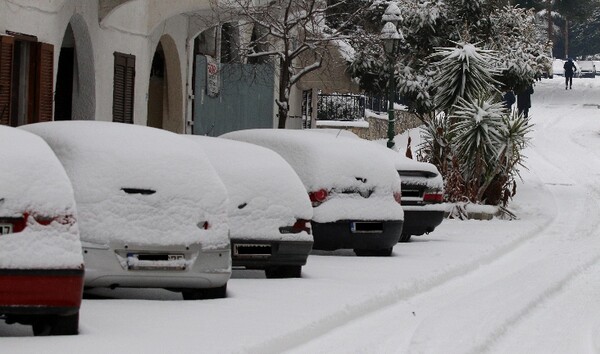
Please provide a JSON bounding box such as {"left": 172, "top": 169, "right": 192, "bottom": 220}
{"left": 206, "top": 55, "right": 220, "bottom": 97}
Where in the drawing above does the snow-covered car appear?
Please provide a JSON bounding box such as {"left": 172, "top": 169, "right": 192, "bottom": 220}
{"left": 185, "top": 136, "right": 313, "bottom": 278}
{"left": 311, "top": 129, "right": 445, "bottom": 242}
{"left": 222, "top": 129, "right": 404, "bottom": 256}
{"left": 577, "top": 60, "right": 596, "bottom": 78}
{"left": 552, "top": 59, "right": 565, "bottom": 77}
{"left": 21, "top": 121, "right": 231, "bottom": 300}
{"left": 0, "top": 126, "right": 84, "bottom": 335}
{"left": 389, "top": 152, "right": 445, "bottom": 242}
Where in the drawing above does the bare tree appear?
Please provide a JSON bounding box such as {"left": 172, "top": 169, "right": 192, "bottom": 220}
{"left": 211, "top": 0, "right": 366, "bottom": 128}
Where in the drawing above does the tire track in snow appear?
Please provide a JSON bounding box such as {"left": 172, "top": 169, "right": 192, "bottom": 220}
{"left": 243, "top": 188, "right": 555, "bottom": 354}
{"left": 272, "top": 82, "right": 600, "bottom": 354}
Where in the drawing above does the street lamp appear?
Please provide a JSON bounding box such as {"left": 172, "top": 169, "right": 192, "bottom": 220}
{"left": 380, "top": 3, "right": 403, "bottom": 149}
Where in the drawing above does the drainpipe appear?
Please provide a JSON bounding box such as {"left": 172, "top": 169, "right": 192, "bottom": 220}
{"left": 185, "top": 37, "right": 195, "bottom": 135}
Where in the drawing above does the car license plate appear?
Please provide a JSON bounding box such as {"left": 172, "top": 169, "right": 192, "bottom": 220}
{"left": 126, "top": 253, "right": 186, "bottom": 270}
{"left": 233, "top": 244, "right": 272, "bottom": 258}
{"left": 0, "top": 223, "right": 12, "bottom": 235}
{"left": 350, "top": 222, "right": 384, "bottom": 233}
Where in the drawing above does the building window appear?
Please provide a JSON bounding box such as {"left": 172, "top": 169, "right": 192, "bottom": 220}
{"left": 113, "top": 52, "right": 135, "bottom": 124}
{"left": 0, "top": 33, "right": 54, "bottom": 127}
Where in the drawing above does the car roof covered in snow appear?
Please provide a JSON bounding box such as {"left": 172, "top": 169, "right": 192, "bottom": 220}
{"left": 21, "top": 121, "right": 229, "bottom": 248}
{"left": 0, "top": 125, "right": 82, "bottom": 269}
{"left": 184, "top": 135, "right": 313, "bottom": 241}
{"left": 311, "top": 128, "right": 443, "bottom": 189}
{"left": 221, "top": 129, "right": 400, "bottom": 191}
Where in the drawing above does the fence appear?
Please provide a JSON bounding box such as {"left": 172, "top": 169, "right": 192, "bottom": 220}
{"left": 316, "top": 93, "right": 398, "bottom": 121}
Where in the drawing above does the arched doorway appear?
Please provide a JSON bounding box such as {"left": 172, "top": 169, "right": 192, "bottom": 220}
{"left": 147, "top": 35, "right": 183, "bottom": 133}
{"left": 56, "top": 15, "right": 95, "bottom": 121}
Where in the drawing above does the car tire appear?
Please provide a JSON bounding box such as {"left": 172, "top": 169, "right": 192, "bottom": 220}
{"left": 399, "top": 233, "right": 412, "bottom": 243}
{"left": 32, "top": 313, "right": 79, "bottom": 336}
{"left": 182, "top": 284, "right": 227, "bottom": 300}
{"left": 265, "top": 265, "right": 302, "bottom": 279}
{"left": 354, "top": 247, "right": 393, "bottom": 257}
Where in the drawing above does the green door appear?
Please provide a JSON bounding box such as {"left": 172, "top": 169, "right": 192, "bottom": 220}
{"left": 193, "top": 55, "right": 275, "bottom": 136}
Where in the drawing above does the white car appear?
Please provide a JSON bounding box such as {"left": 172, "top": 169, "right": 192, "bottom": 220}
{"left": 21, "top": 121, "right": 231, "bottom": 300}
{"left": 0, "top": 126, "right": 84, "bottom": 335}
{"left": 312, "top": 129, "right": 445, "bottom": 242}
{"left": 552, "top": 59, "right": 565, "bottom": 77}
{"left": 222, "top": 129, "right": 404, "bottom": 256}
{"left": 577, "top": 60, "right": 596, "bottom": 78}
{"left": 186, "top": 136, "right": 313, "bottom": 278}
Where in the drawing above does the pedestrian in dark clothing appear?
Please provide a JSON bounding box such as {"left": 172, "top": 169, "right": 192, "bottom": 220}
{"left": 502, "top": 87, "right": 515, "bottom": 112}
{"left": 517, "top": 85, "right": 534, "bottom": 118}
{"left": 564, "top": 58, "right": 577, "bottom": 89}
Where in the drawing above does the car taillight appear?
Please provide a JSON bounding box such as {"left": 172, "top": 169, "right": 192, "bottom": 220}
{"left": 279, "top": 219, "right": 312, "bottom": 234}
{"left": 309, "top": 189, "right": 329, "bottom": 207}
{"left": 393, "top": 191, "right": 402, "bottom": 204}
{"left": 0, "top": 213, "right": 74, "bottom": 236}
{"left": 423, "top": 192, "right": 444, "bottom": 203}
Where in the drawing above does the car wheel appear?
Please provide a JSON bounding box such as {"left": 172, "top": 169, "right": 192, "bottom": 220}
{"left": 399, "top": 233, "right": 412, "bottom": 243}
{"left": 354, "top": 247, "right": 393, "bottom": 257}
{"left": 182, "top": 284, "right": 227, "bottom": 300}
{"left": 32, "top": 313, "right": 79, "bottom": 336}
{"left": 265, "top": 265, "right": 302, "bottom": 278}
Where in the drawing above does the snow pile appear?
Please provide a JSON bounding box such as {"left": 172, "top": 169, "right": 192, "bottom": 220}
{"left": 185, "top": 135, "right": 313, "bottom": 242}
{"left": 21, "top": 121, "right": 229, "bottom": 249}
{"left": 222, "top": 129, "right": 403, "bottom": 223}
{"left": 0, "top": 126, "right": 83, "bottom": 269}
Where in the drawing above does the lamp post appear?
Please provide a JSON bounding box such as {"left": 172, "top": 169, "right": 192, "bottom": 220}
{"left": 380, "top": 3, "right": 403, "bottom": 149}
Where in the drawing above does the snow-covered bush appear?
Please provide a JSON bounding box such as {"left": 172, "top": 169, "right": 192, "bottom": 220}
{"left": 419, "top": 43, "right": 532, "bottom": 206}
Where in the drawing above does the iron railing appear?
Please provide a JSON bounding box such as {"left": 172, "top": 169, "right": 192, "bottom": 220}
{"left": 316, "top": 93, "right": 397, "bottom": 121}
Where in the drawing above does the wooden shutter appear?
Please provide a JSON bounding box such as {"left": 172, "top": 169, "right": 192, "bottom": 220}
{"left": 34, "top": 42, "right": 54, "bottom": 122}
{"left": 113, "top": 52, "right": 135, "bottom": 124}
{"left": 0, "top": 35, "right": 14, "bottom": 126}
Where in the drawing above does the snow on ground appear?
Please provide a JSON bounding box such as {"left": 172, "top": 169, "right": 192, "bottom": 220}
{"left": 2, "top": 77, "right": 600, "bottom": 354}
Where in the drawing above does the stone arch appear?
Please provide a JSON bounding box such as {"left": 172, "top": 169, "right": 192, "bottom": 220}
{"left": 147, "top": 34, "right": 183, "bottom": 133}
{"left": 58, "top": 14, "right": 95, "bottom": 120}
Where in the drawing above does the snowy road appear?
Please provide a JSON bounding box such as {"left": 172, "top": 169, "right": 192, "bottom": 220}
{"left": 291, "top": 78, "right": 600, "bottom": 353}
{"left": 2, "top": 78, "right": 600, "bottom": 353}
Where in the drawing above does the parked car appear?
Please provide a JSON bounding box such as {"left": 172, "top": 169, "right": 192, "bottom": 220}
{"left": 552, "top": 59, "right": 565, "bottom": 77}
{"left": 0, "top": 126, "right": 84, "bottom": 335}
{"left": 222, "top": 129, "right": 404, "bottom": 256}
{"left": 312, "top": 129, "right": 445, "bottom": 242}
{"left": 577, "top": 60, "right": 596, "bottom": 78}
{"left": 388, "top": 151, "right": 445, "bottom": 242}
{"left": 186, "top": 136, "right": 313, "bottom": 278}
{"left": 21, "top": 121, "right": 231, "bottom": 300}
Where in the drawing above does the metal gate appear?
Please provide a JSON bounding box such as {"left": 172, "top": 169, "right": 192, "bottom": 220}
{"left": 193, "top": 55, "right": 275, "bottom": 136}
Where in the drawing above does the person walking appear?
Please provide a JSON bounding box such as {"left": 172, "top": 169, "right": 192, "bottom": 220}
{"left": 564, "top": 58, "right": 577, "bottom": 89}
{"left": 517, "top": 85, "right": 534, "bottom": 118}
{"left": 502, "top": 86, "right": 515, "bottom": 112}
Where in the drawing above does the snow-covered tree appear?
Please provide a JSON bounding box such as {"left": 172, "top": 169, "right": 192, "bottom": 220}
{"left": 210, "top": 0, "right": 368, "bottom": 128}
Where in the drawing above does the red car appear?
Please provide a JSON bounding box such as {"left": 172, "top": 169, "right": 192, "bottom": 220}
{"left": 0, "top": 126, "right": 84, "bottom": 335}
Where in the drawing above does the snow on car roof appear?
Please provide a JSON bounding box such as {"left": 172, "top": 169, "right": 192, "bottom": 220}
{"left": 221, "top": 129, "right": 404, "bottom": 223}
{"left": 21, "top": 121, "right": 229, "bottom": 248}
{"left": 0, "top": 125, "right": 82, "bottom": 269}
{"left": 222, "top": 129, "right": 399, "bottom": 190}
{"left": 185, "top": 135, "right": 312, "bottom": 242}
{"left": 312, "top": 128, "right": 443, "bottom": 189}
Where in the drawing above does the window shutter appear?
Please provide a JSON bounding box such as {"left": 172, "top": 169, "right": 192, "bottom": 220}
{"left": 35, "top": 42, "right": 54, "bottom": 122}
{"left": 0, "top": 35, "right": 14, "bottom": 126}
{"left": 113, "top": 52, "right": 135, "bottom": 124}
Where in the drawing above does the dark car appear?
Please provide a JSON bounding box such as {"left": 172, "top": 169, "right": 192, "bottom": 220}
{"left": 222, "top": 129, "right": 404, "bottom": 257}
{"left": 186, "top": 135, "right": 314, "bottom": 278}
